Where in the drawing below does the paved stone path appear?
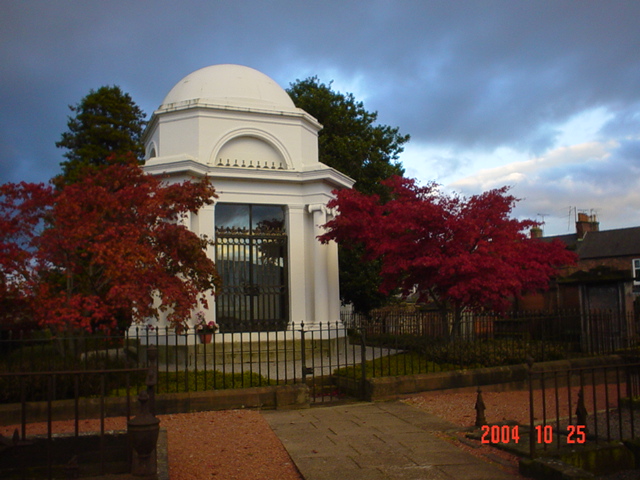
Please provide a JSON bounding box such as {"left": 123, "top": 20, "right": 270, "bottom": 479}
{"left": 264, "top": 401, "right": 521, "bottom": 480}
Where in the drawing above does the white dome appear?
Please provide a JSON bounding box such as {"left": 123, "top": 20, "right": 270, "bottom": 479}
{"left": 161, "top": 64, "right": 296, "bottom": 111}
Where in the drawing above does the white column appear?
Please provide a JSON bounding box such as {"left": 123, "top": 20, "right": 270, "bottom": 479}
{"left": 287, "top": 205, "right": 307, "bottom": 327}
{"left": 309, "top": 204, "right": 329, "bottom": 326}
{"left": 199, "top": 204, "right": 216, "bottom": 326}
{"left": 325, "top": 208, "right": 341, "bottom": 324}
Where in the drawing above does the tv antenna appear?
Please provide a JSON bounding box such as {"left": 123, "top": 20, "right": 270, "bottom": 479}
{"left": 536, "top": 213, "right": 549, "bottom": 233}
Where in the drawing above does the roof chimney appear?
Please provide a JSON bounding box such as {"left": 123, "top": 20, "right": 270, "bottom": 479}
{"left": 530, "top": 226, "right": 543, "bottom": 239}
{"left": 576, "top": 212, "right": 599, "bottom": 239}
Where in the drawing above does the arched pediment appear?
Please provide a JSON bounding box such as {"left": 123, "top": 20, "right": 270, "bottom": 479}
{"left": 210, "top": 131, "right": 291, "bottom": 170}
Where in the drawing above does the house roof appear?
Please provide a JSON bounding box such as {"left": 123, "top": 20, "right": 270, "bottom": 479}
{"left": 544, "top": 233, "right": 579, "bottom": 251}
{"left": 578, "top": 226, "right": 640, "bottom": 259}
{"left": 546, "top": 226, "right": 640, "bottom": 259}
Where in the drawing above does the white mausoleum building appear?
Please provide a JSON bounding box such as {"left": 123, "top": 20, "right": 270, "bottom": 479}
{"left": 143, "top": 64, "right": 353, "bottom": 334}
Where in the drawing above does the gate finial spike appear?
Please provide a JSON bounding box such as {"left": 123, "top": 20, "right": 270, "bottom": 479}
{"left": 575, "top": 388, "right": 588, "bottom": 431}
{"left": 475, "top": 387, "right": 487, "bottom": 427}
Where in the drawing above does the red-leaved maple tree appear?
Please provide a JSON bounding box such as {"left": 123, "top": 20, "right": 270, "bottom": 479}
{"left": 0, "top": 181, "right": 55, "bottom": 327}
{"left": 0, "top": 154, "right": 220, "bottom": 333}
{"left": 320, "top": 176, "right": 577, "bottom": 335}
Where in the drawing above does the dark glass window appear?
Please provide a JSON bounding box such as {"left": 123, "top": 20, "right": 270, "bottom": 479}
{"left": 214, "top": 203, "right": 288, "bottom": 332}
{"left": 215, "top": 204, "right": 284, "bottom": 234}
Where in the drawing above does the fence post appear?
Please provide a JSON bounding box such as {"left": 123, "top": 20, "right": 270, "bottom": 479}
{"left": 128, "top": 390, "right": 160, "bottom": 477}
{"left": 129, "top": 346, "right": 161, "bottom": 477}
{"left": 360, "top": 327, "right": 367, "bottom": 400}
{"left": 475, "top": 388, "right": 486, "bottom": 427}
{"left": 300, "top": 322, "right": 312, "bottom": 382}
{"left": 146, "top": 346, "right": 158, "bottom": 416}
{"left": 527, "top": 356, "right": 536, "bottom": 459}
{"left": 47, "top": 375, "right": 53, "bottom": 479}
{"left": 20, "top": 375, "right": 26, "bottom": 440}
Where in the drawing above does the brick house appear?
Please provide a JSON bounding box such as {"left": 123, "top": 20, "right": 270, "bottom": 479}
{"left": 519, "top": 213, "right": 640, "bottom": 317}
{"left": 512, "top": 213, "right": 640, "bottom": 351}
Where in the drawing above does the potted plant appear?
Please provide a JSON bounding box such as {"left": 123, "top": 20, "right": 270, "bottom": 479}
{"left": 195, "top": 312, "right": 218, "bottom": 344}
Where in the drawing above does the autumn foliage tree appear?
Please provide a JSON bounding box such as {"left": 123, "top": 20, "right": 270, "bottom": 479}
{"left": 0, "top": 154, "right": 220, "bottom": 333}
{"left": 0, "top": 182, "right": 55, "bottom": 328}
{"left": 320, "top": 176, "right": 577, "bottom": 335}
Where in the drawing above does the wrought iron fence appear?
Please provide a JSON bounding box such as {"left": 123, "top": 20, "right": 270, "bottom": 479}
{"left": 0, "top": 322, "right": 370, "bottom": 404}
{"left": 527, "top": 361, "right": 640, "bottom": 459}
{"left": 342, "top": 307, "right": 638, "bottom": 357}
{"left": 127, "top": 321, "right": 368, "bottom": 401}
{"left": 2, "top": 309, "right": 640, "bottom": 476}
{"left": 1, "top": 305, "right": 639, "bottom": 479}
{"left": 0, "top": 366, "right": 147, "bottom": 479}
{"left": 1, "top": 308, "right": 638, "bottom": 407}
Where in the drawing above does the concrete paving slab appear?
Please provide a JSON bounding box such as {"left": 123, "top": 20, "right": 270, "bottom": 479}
{"left": 291, "top": 456, "right": 389, "bottom": 480}
{"left": 349, "top": 453, "right": 416, "bottom": 469}
{"left": 438, "top": 463, "right": 517, "bottom": 480}
{"left": 378, "top": 464, "right": 452, "bottom": 480}
{"left": 264, "top": 401, "right": 521, "bottom": 480}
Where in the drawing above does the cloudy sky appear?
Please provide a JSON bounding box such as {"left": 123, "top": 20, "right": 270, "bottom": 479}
{"left": 2, "top": 0, "right": 639, "bottom": 236}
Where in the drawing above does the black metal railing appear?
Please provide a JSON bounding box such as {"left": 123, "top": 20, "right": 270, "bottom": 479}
{"left": 343, "top": 308, "right": 638, "bottom": 357}
{"left": 1, "top": 308, "right": 638, "bottom": 406}
{"left": 125, "top": 321, "right": 361, "bottom": 397}
{"left": 527, "top": 361, "right": 640, "bottom": 458}
{"left": 0, "top": 322, "right": 367, "bottom": 403}
{"left": 0, "top": 366, "right": 148, "bottom": 479}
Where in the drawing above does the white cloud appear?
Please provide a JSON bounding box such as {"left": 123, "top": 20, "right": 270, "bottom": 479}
{"left": 444, "top": 139, "right": 640, "bottom": 235}
{"left": 449, "top": 141, "right": 615, "bottom": 192}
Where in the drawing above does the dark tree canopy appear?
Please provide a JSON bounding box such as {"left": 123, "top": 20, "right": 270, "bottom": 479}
{"left": 287, "top": 77, "right": 409, "bottom": 196}
{"left": 56, "top": 86, "right": 147, "bottom": 185}
{"left": 288, "top": 77, "right": 410, "bottom": 312}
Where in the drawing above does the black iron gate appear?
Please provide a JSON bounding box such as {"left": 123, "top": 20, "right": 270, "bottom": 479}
{"left": 298, "top": 322, "right": 368, "bottom": 404}
{"left": 215, "top": 232, "right": 288, "bottom": 332}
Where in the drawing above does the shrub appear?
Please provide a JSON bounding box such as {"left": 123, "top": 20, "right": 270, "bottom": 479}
{"left": 335, "top": 336, "right": 572, "bottom": 379}
{"left": 110, "top": 370, "right": 275, "bottom": 396}
{"left": 0, "top": 336, "right": 140, "bottom": 404}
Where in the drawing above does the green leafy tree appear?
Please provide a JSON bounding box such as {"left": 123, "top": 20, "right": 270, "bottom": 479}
{"left": 287, "top": 77, "right": 408, "bottom": 196}
{"left": 56, "top": 86, "right": 147, "bottom": 185}
{"left": 287, "top": 77, "right": 410, "bottom": 312}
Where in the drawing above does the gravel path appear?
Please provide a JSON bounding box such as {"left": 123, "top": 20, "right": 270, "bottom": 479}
{"left": 1, "top": 410, "right": 302, "bottom": 480}
{"left": 404, "top": 385, "right": 623, "bottom": 427}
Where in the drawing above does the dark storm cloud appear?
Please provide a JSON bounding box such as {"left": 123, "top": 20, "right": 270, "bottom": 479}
{"left": 368, "top": 3, "right": 640, "bottom": 154}
{"left": 1, "top": 0, "right": 639, "bottom": 187}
